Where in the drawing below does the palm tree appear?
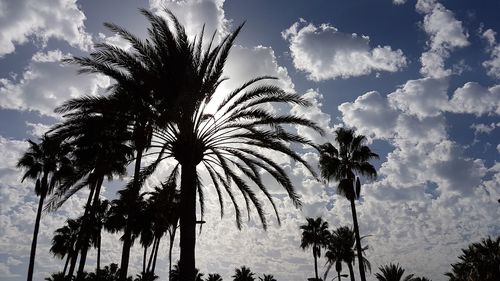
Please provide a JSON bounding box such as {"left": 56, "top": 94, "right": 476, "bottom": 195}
{"left": 412, "top": 278, "right": 432, "bottom": 281}
{"left": 324, "top": 226, "right": 370, "bottom": 281}
{"left": 17, "top": 136, "right": 73, "bottom": 281}
{"left": 47, "top": 104, "right": 132, "bottom": 280}
{"left": 445, "top": 236, "right": 500, "bottom": 281}
{"left": 45, "top": 272, "right": 66, "bottom": 281}
{"left": 375, "top": 264, "right": 415, "bottom": 281}
{"left": 61, "top": 8, "right": 321, "bottom": 280}
{"left": 233, "top": 266, "right": 255, "bottom": 281}
{"left": 170, "top": 261, "right": 204, "bottom": 281}
{"left": 50, "top": 219, "right": 81, "bottom": 276}
{"left": 259, "top": 274, "right": 276, "bottom": 281}
{"left": 91, "top": 199, "right": 111, "bottom": 276}
{"left": 207, "top": 273, "right": 223, "bottom": 281}
{"left": 300, "top": 217, "right": 330, "bottom": 280}
{"left": 319, "top": 127, "right": 378, "bottom": 281}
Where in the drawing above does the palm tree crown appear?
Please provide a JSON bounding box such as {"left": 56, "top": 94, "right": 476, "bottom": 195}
{"left": 300, "top": 217, "right": 330, "bottom": 281}
{"left": 375, "top": 264, "right": 415, "bottom": 281}
{"left": 232, "top": 266, "right": 255, "bottom": 281}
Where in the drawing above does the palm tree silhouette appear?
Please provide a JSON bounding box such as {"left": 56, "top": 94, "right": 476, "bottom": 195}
{"left": 60, "top": 7, "right": 321, "bottom": 280}
{"left": 46, "top": 111, "right": 132, "bottom": 280}
{"left": 319, "top": 128, "right": 378, "bottom": 281}
{"left": 17, "top": 136, "right": 73, "bottom": 281}
{"left": 375, "top": 264, "right": 415, "bottom": 281}
{"left": 324, "top": 226, "right": 370, "bottom": 281}
{"left": 207, "top": 273, "right": 223, "bottom": 281}
{"left": 258, "top": 274, "right": 277, "bottom": 281}
{"left": 445, "top": 236, "right": 500, "bottom": 281}
{"left": 300, "top": 217, "right": 330, "bottom": 281}
{"left": 233, "top": 266, "right": 255, "bottom": 281}
{"left": 50, "top": 218, "right": 81, "bottom": 276}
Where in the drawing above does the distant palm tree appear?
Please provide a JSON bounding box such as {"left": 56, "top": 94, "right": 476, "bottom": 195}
{"left": 170, "top": 261, "right": 204, "bottom": 281}
{"left": 233, "top": 266, "right": 255, "bottom": 281}
{"left": 207, "top": 273, "right": 223, "bottom": 281}
{"left": 412, "top": 278, "right": 432, "bottom": 281}
{"left": 50, "top": 218, "right": 81, "bottom": 276}
{"left": 319, "top": 128, "right": 378, "bottom": 281}
{"left": 375, "top": 264, "right": 415, "bottom": 281}
{"left": 17, "top": 136, "right": 73, "bottom": 281}
{"left": 45, "top": 272, "right": 65, "bottom": 281}
{"left": 324, "top": 226, "right": 370, "bottom": 281}
{"left": 91, "top": 199, "right": 110, "bottom": 276}
{"left": 259, "top": 274, "right": 276, "bottom": 281}
{"left": 300, "top": 217, "right": 330, "bottom": 281}
{"left": 445, "top": 236, "right": 500, "bottom": 281}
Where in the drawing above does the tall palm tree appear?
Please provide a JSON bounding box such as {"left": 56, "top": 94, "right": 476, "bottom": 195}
{"left": 207, "top": 273, "right": 223, "bottom": 281}
{"left": 375, "top": 264, "right": 415, "bottom": 281}
{"left": 319, "top": 128, "right": 378, "bottom": 281}
{"left": 324, "top": 226, "right": 370, "bottom": 281}
{"left": 45, "top": 110, "right": 132, "bottom": 281}
{"left": 61, "top": 8, "right": 321, "bottom": 280}
{"left": 50, "top": 219, "right": 81, "bottom": 276}
{"left": 300, "top": 217, "right": 330, "bottom": 281}
{"left": 233, "top": 266, "right": 255, "bottom": 281}
{"left": 17, "top": 136, "right": 73, "bottom": 281}
{"left": 259, "top": 274, "right": 276, "bottom": 281}
{"left": 445, "top": 236, "right": 500, "bottom": 281}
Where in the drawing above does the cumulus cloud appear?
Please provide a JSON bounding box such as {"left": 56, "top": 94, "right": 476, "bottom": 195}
{"left": 388, "top": 77, "right": 449, "bottom": 119}
{"left": 448, "top": 82, "right": 500, "bottom": 116}
{"left": 481, "top": 28, "right": 500, "bottom": 80}
{"left": 0, "top": 50, "right": 110, "bottom": 117}
{"left": 417, "top": 0, "right": 469, "bottom": 78}
{"left": 0, "top": 0, "right": 92, "bottom": 57}
{"left": 282, "top": 19, "right": 407, "bottom": 80}
{"left": 149, "top": 0, "right": 229, "bottom": 42}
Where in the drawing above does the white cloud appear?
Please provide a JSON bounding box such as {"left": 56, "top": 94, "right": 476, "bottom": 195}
{"left": 417, "top": 0, "right": 469, "bottom": 78}
{"left": 149, "top": 0, "right": 229, "bottom": 42}
{"left": 0, "top": 0, "right": 92, "bottom": 57}
{"left": 388, "top": 77, "right": 449, "bottom": 119}
{"left": 25, "top": 122, "right": 51, "bottom": 137}
{"left": 393, "top": 0, "right": 407, "bottom": 5}
{"left": 481, "top": 29, "right": 500, "bottom": 80}
{"left": 282, "top": 20, "right": 407, "bottom": 80}
{"left": 448, "top": 82, "right": 500, "bottom": 116}
{"left": 0, "top": 50, "right": 110, "bottom": 117}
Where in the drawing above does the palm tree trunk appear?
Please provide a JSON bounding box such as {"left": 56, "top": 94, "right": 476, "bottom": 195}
{"left": 76, "top": 175, "right": 103, "bottom": 281}
{"left": 147, "top": 237, "right": 157, "bottom": 273}
{"left": 179, "top": 161, "right": 197, "bottom": 281}
{"left": 313, "top": 247, "right": 319, "bottom": 280}
{"left": 168, "top": 228, "right": 176, "bottom": 281}
{"left": 350, "top": 198, "right": 366, "bottom": 281}
{"left": 66, "top": 249, "right": 79, "bottom": 279}
{"left": 63, "top": 253, "right": 71, "bottom": 276}
{"left": 338, "top": 269, "right": 342, "bottom": 281}
{"left": 151, "top": 238, "right": 160, "bottom": 274}
{"left": 119, "top": 147, "right": 143, "bottom": 281}
{"left": 26, "top": 191, "right": 45, "bottom": 281}
{"left": 96, "top": 232, "right": 101, "bottom": 278}
{"left": 143, "top": 246, "right": 147, "bottom": 273}
{"left": 347, "top": 262, "right": 355, "bottom": 281}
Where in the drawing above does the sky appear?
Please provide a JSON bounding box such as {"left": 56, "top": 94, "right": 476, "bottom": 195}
{"left": 0, "top": 0, "right": 499, "bottom": 281}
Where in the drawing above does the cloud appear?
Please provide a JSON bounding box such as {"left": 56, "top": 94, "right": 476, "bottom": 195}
{"left": 388, "top": 77, "right": 449, "bottom": 119}
{"left": 0, "top": 50, "right": 110, "bottom": 117}
{"left": 149, "top": 0, "right": 229, "bottom": 42}
{"left": 417, "top": 0, "right": 469, "bottom": 78}
{"left": 282, "top": 19, "right": 407, "bottom": 80}
{"left": 481, "top": 28, "right": 500, "bottom": 80}
{"left": 0, "top": 0, "right": 92, "bottom": 57}
{"left": 448, "top": 82, "right": 500, "bottom": 116}
{"left": 393, "top": 0, "right": 407, "bottom": 5}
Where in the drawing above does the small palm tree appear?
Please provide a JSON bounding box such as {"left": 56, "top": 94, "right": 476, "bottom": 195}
{"left": 300, "top": 217, "right": 330, "bottom": 281}
{"left": 324, "top": 226, "right": 370, "bottom": 281}
{"left": 259, "top": 274, "right": 276, "bottom": 281}
{"left": 375, "top": 264, "right": 415, "bottom": 281}
{"left": 445, "top": 236, "right": 500, "bottom": 281}
{"left": 207, "top": 273, "right": 223, "bottom": 281}
{"left": 17, "top": 136, "right": 73, "bottom": 281}
{"left": 233, "top": 266, "right": 255, "bottom": 281}
{"left": 319, "top": 127, "right": 378, "bottom": 281}
{"left": 412, "top": 278, "right": 432, "bottom": 281}
{"left": 50, "top": 219, "right": 81, "bottom": 276}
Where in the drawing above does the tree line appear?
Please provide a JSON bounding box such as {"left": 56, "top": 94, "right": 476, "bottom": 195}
{"left": 15, "top": 7, "right": 499, "bottom": 281}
